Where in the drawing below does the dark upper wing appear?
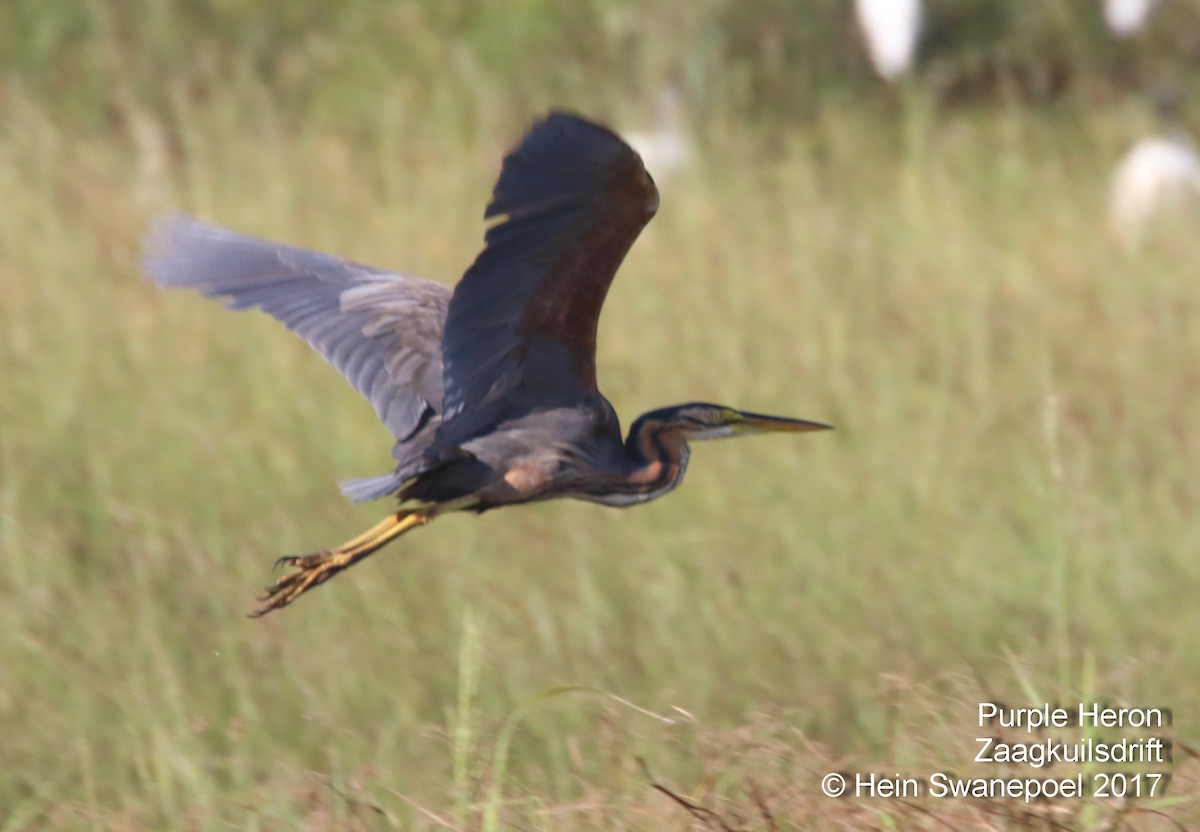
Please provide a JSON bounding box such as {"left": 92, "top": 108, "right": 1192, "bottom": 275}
{"left": 439, "top": 112, "right": 659, "bottom": 434}
{"left": 143, "top": 215, "right": 451, "bottom": 443}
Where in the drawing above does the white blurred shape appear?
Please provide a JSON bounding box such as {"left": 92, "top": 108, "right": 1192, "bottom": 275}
{"left": 627, "top": 87, "right": 690, "bottom": 184}
{"left": 855, "top": 0, "right": 922, "bottom": 81}
{"left": 1109, "top": 131, "right": 1200, "bottom": 246}
{"left": 1104, "top": 0, "right": 1161, "bottom": 38}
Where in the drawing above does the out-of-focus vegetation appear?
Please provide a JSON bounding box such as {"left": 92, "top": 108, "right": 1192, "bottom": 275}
{"left": 5, "top": 0, "right": 1200, "bottom": 132}
{"left": 2, "top": 1, "right": 1199, "bottom": 829}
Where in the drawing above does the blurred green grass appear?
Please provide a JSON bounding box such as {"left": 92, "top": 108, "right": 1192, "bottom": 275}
{"left": 3, "top": 7, "right": 1200, "bottom": 826}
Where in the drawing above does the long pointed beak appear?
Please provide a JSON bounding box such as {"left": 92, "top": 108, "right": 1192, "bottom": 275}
{"left": 733, "top": 411, "right": 833, "bottom": 434}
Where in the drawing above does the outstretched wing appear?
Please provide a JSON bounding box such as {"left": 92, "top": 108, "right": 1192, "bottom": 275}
{"left": 439, "top": 112, "right": 659, "bottom": 436}
{"left": 143, "top": 215, "right": 451, "bottom": 444}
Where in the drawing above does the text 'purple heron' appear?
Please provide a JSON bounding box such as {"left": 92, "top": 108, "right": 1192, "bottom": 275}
{"left": 144, "top": 112, "right": 831, "bottom": 617}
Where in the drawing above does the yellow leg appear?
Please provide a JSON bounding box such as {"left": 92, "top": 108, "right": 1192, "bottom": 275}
{"left": 251, "top": 510, "right": 433, "bottom": 617}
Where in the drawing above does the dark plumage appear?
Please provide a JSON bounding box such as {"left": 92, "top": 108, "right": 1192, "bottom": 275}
{"left": 145, "top": 112, "right": 830, "bottom": 616}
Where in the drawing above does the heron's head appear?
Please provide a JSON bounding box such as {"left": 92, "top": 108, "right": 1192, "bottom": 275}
{"left": 632, "top": 403, "right": 831, "bottom": 444}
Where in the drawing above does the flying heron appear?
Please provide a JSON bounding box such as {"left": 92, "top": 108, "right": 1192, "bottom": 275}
{"left": 144, "top": 112, "right": 831, "bottom": 617}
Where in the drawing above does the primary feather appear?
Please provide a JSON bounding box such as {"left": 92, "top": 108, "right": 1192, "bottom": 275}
{"left": 143, "top": 216, "right": 452, "bottom": 493}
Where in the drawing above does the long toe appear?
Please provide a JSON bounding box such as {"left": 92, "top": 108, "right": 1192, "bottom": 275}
{"left": 247, "top": 512, "right": 428, "bottom": 618}
{"left": 251, "top": 552, "right": 340, "bottom": 617}
{"left": 273, "top": 550, "right": 331, "bottom": 571}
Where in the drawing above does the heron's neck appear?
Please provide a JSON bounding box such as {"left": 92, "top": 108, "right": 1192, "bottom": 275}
{"left": 616, "top": 419, "right": 690, "bottom": 502}
{"left": 571, "top": 414, "right": 691, "bottom": 507}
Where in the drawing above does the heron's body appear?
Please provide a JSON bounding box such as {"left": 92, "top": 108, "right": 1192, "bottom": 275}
{"left": 399, "top": 400, "right": 691, "bottom": 511}
{"left": 145, "top": 112, "right": 829, "bottom": 615}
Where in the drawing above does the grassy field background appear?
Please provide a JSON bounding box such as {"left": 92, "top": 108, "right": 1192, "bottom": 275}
{"left": 3, "top": 2, "right": 1200, "bottom": 829}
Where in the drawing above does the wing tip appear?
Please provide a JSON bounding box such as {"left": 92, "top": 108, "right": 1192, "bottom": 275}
{"left": 141, "top": 213, "right": 218, "bottom": 287}
{"left": 484, "top": 110, "right": 659, "bottom": 222}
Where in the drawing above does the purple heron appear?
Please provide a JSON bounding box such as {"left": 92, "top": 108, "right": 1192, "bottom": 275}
{"left": 144, "top": 112, "right": 830, "bottom": 617}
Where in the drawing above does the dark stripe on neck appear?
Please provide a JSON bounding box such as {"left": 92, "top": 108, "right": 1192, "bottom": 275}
{"left": 576, "top": 419, "right": 688, "bottom": 504}
{"left": 624, "top": 421, "right": 687, "bottom": 497}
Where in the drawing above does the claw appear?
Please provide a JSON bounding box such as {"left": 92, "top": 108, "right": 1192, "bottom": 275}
{"left": 248, "top": 511, "right": 435, "bottom": 618}
{"left": 249, "top": 550, "right": 343, "bottom": 617}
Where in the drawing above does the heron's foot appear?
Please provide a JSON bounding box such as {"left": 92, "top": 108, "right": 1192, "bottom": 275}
{"left": 248, "top": 511, "right": 435, "bottom": 618}
{"left": 251, "top": 549, "right": 355, "bottom": 617}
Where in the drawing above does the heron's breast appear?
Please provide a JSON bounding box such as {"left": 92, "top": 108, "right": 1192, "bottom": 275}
{"left": 502, "top": 462, "right": 555, "bottom": 495}
{"left": 627, "top": 459, "right": 669, "bottom": 485}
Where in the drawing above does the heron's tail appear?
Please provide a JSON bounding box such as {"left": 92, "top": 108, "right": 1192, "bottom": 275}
{"left": 339, "top": 473, "right": 402, "bottom": 503}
